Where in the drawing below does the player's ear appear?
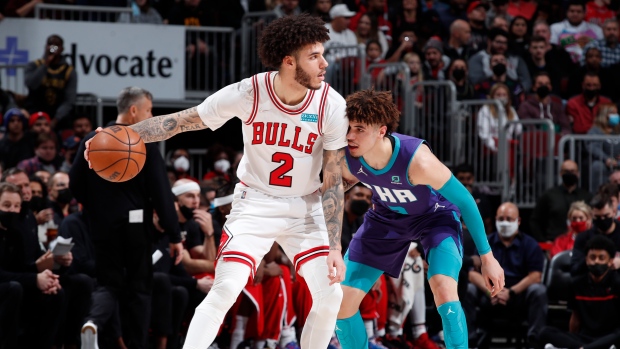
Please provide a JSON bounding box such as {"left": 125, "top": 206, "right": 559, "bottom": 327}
{"left": 379, "top": 125, "right": 387, "bottom": 137}
{"left": 282, "top": 55, "right": 295, "bottom": 68}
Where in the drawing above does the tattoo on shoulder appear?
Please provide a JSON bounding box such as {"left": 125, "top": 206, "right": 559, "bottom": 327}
{"left": 322, "top": 147, "right": 346, "bottom": 250}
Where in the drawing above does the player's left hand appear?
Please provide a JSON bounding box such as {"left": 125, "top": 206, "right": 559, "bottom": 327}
{"left": 327, "top": 250, "right": 345, "bottom": 285}
{"left": 169, "top": 242, "right": 184, "bottom": 265}
{"left": 480, "top": 252, "right": 505, "bottom": 297}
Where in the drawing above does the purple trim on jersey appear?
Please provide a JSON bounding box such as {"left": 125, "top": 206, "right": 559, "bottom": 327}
{"left": 345, "top": 133, "right": 462, "bottom": 276}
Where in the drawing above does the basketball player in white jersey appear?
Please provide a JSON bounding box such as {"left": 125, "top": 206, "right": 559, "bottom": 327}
{"left": 84, "top": 14, "right": 348, "bottom": 349}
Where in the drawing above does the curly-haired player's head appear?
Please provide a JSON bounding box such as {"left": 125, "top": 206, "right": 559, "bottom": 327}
{"left": 258, "top": 14, "right": 330, "bottom": 90}
{"left": 345, "top": 89, "right": 400, "bottom": 158}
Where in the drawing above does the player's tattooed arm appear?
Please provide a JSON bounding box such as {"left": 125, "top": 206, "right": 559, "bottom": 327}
{"left": 130, "top": 106, "right": 208, "bottom": 143}
{"left": 341, "top": 158, "right": 360, "bottom": 192}
{"left": 322, "top": 147, "right": 346, "bottom": 250}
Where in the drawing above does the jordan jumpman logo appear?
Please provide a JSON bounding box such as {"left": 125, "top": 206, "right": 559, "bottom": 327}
{"left": 446, "top": 306, "right": 455, "bottom": 315}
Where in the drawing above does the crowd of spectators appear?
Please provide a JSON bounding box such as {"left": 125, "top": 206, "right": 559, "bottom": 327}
{"left": 3, "top": 0, "right": 620, "bottom": 348}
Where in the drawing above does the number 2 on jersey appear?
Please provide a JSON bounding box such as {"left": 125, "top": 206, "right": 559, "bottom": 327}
{"left": 269, "top": 152, "right": 294, "bottom": 187}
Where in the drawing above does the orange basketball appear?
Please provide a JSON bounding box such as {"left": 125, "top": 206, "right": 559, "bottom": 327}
{"left": 89, "top": 125, "right": 147, "bottom": 183}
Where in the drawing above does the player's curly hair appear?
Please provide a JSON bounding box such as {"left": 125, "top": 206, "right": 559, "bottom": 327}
{"left": 345, "top": 89, "right": 400, "bottom": 133}
{"left": 258, "top": 13, "right": 330, "bottom": 69}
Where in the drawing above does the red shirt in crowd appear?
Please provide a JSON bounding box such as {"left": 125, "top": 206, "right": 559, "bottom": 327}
{"left": 566, "top": 94, "right": 612, "bottom": 134}
{"left": 585, "top": 1, "right": 616, "bottom": 28}
{"left": 550, "top": 232, "right": 576, "bottom": 258}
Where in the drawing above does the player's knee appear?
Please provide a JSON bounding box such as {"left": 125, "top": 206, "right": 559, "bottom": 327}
{"left": 314, "top": 283, "right": 343, "bottom": 315}
{"left": 429, "top": 275, "right": 459, "bottom": 305}
{"left": 196, "top": 276, "right": 243, "bottom": 313}
{"left": 337, "top": 286, "right": 364, "bottom": 319}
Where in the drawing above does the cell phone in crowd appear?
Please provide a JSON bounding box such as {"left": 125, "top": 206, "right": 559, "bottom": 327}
{"left": 49, "top": 45, "right": 59, "bottom": 54}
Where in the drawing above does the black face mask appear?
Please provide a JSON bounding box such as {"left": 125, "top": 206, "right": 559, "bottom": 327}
{"left": 452, "top": 68, "right": 466, "bottom": 81}
{"left": 492, "top": 63, "right": 507, "bottom": 77}
{"left": 56, "top": 188, "right": 73, "bottom": 205}
{"left": 593, "top": 216, "right": 614, "bottom": 232}
{"left": 350, "top": 200, "right": 370, "bottom": 216}
{"left": 536, "top": 85, "right": 550, "bottom": 99}
{"left": 179, "top": 205, "right": 194, "bottom": 221}
{"left": 0, "top": 211, "right": 19, "bottom": 231}
{"left": 472, "top": 19, "right": 485, "bottom": 27}
{"left": 562, "top": 173, "right": 578, "bottom": 187}
{"left": 584, "top": 89, "right": 600, "bottom": 100}
{"left": 588, "top": 263, "right": 609, "bottom": 277}
{"left": 29, "top": 196, "right": 47, "bottom": 213}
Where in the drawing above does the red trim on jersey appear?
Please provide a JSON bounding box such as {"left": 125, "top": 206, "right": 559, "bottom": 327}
{"left": 575, "top": 295, "right": 617, "bottom": 301}
{"left": 245, "top": 75, "right": 260, "bottom": 125}
{"left": 293, "top": 245, "right": 330, "bottom": 271}
{"left": 317, "top": 83, "right": 330, "bottom": 135}
{"left": 222, "top": 251, "right": 257, "bottom": 278}
{"left": 215, "top": 227, "right": 232, "bottom": 261}
{"left": 265, "top": 72, "right": 316, "bottom": 115}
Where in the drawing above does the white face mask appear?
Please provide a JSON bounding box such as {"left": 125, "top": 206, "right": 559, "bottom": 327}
{"left": 497, "top": 96, "right": 509, "bottom": 106}
{"left": 496, "top": 220, "right": 519, "bottom": 238}
{"left": 214, "top": 159, "right": 231, "bottom": 173}
{"left": 173, "top": 156, "right": 190, "bottom": 172}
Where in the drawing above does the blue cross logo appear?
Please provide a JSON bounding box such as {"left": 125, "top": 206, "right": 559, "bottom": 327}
{"left": 0, "top": 37, "right": 29, "bottom": 76}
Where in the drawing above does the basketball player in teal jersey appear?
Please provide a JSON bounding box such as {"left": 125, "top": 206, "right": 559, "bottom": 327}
{"left": 333, "top": 90, "right": 505, "bottom": 349}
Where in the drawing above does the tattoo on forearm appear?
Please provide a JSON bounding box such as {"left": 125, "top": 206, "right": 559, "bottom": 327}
{"left": 130, "top": 106, "right": 207, "bottom": 143}
{"left": 322, "top": 148, "right": 345, "bottom": 250}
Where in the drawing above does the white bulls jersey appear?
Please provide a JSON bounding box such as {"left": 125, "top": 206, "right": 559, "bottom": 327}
{"left": 197, "top": 72, "right": 348, "bottom": 197}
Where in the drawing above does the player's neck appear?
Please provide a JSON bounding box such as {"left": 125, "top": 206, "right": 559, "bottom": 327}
{"left": 363, "top": 136, "right": 393, "bottom": 170}
{"left": 273, "top": 72, "right": 308, "bottom": 106}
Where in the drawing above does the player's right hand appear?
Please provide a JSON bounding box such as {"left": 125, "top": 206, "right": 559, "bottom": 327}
{"left": 326, "top": 250, "right": 346, "bottom": 285}
{"left": 84, "top": 127, "right": 103, "bottom": 169}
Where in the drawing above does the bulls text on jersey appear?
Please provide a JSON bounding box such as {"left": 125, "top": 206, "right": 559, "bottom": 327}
{"left": 251, "top": 122, "right": 318, "bottom": 155}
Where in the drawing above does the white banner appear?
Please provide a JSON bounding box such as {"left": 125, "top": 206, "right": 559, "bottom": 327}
{"left": 0, "top": 18, "right": 185, "bottom": 99}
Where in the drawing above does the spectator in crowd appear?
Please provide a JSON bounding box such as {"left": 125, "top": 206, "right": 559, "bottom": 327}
{"left": 530, "top": 160, "right": 593, "bottom": 242}
{"left": 568, "top": 46, "right": 619, "bottom": 101}
{"left": 468, "top": 28, "right": 531, "bottom": 91}
{"left": 0, "top": 88, "right": 18, "bottom": 118}
{"left": 507, "top": 0, "right": 536, "bottom": 21}
{"left": 169, "top": 148, "right": 199, "bottom": 183}
{"left": 477, "top": 83, "right": 522, "bottom": 153}
{"left": 542, "top": 235, "right": 620, "bottom": 349}
{"left": 400, "top": 52, "right": 423, "bottom": 87}
{"left": 454, "top": 163, "right": 494, "bottom": 233}
{"left": 475, "top": 53, "right": 525, "bottom": 107}
{"left": 365, "top": 40, "right": 386, "bottom": 81}
{"left": 550, "top": 0, "right": 603, "bottom": 64}
{"left": 444, "top": 19, "right": 474, "bottom": 62}
{"left": 581, "top": 18, "right": 620, "bottom": 68}
{"left": 610, "top": 169, "right": 620, "bottom": 186}
{"left": 47, "top": 171, "right": 74, "bottom": 226}
{"left": 467, "top": 3, "right": 488, "bottom": 52}
{"left": 585, "top": 0, "right": 616, "bottom": 28}
{"left": 518, "top": 72, "right": 571, "bottom": 135}
{"left": 571, "top": 194, "right": 620, "bottom": 277}
{"left": 422, "top": 37, "right": 449, "bottom": 81}
{"left": 34, "top": 170, "right": 51, "bottom": 187}
{"left": 24, "top": 35, "right": 77, "bottom": 130}
{"left": 341, "top": 182, "right": 372, "bottom": 254}
{"left": 0, "top": 108, "right": 34, "bottom": 169}
{"left": 59, "top": 136, "right": 80, "bottom": 173}
{"left": 311, "top": 0, "right": 332, "bottom": 23}
{"left": 486, "top": 0, "right": 513, "bottom": 29}
{"left": 0, "top": 182, "right": 64, "bottom": 348}
{"left": 550, "top": 201, "right": 593, "bottom": 258}
{"left": 567, "top": 72, "right": 612, "bottom": 134}
{"left": 490, "top": 14, "right": 509, "bottom": 32}
{"left": 28, "top": 111, "right": 52, "bottom": 136}
{"left": 3, "top": 0, "right": 46, "bottom": 17}
{"left": 531, "top": 21, "right": 574, "bottom": 92}
{"left": 469, "top": 202, "right": 547, "bottom": 347}
{"left": 389, "top": 0, "right": 434, "bottom": 48}
{"left": 587, "top": 103, "right": 620, "bottom": 191}
{"left": 355, "top": 13, "right": 389, "bottom": 58}
{"left": 524, "top": 36, "right": 564, "bottom": 95}
{"left": 17, "top": 132, "right": 63, "bottom": 177}
{"left": 202, "top": 144, "right": 233, "bottom": 187}
{"left": 59, "top": 210, "right": 95, "bottom": 278}
{"left": 71, "top": 115, "right": 93, "bottom": 140}
{"left": 168, "top": 0, "right": 214, "bottom": 26}
{"left": 448, "top": 59, "right": 476, "bottom": 100}
{"left": 348, "top": 0, "right": 392, "bottom": 39}
{"left": 274, "top": 0, "right": 301, "bottom": 17}
{"left": 118, "top": 0, "right": 163, "bottom": 24}
{"left": 508, "top": 16, "right": 529, "bottom": 57}
{"left": 70, "top": 87, "right": 182, "bottom": 349}
{"left": 599, "top": 183, "right": 620, "bottom": 219}
{"left": 435, "top": 0, "right": 468, "bottom": 39}
{"left": 386, "top": 30, "right": 419, "bottom": 63}
{"left": 325, "top": 4, "right": 358, "bottom": 52}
